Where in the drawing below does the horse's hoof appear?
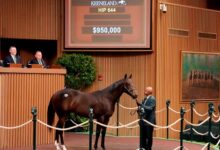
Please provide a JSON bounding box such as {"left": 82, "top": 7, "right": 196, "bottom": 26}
{"left": 101, "top": 145, "right": 105, "bottom": 150}
{"left": 55, "top": 145, "right": 61, "bottom": 150}
{"left": 54, "top": 141, "right": 61, "bottom": 150}
{"left": 61, "top": 145, "right": 67, "bottom": 150}
{"left": 94, "top": 145, "right": 98, "bottom": 150}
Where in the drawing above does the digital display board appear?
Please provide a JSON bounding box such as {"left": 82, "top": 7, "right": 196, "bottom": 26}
{"left": 65, "top": 0, "right": 152, "bottom": 50}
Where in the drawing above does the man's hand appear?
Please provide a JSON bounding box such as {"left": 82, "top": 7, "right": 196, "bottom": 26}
{"left": 136, "top": 99, "right": 141, "bottom": 106}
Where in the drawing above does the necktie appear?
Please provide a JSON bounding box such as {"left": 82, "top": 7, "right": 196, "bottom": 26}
{"left": 143, "top": 97, "right": 148, "bottom": 106}
{"left": 12, "top": 56, "right": 16, "bottom": 63}
{"left": 38, "top": 60, "right": 42, "bottom": 65}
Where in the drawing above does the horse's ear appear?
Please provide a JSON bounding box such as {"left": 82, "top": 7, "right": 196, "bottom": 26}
{"left": 129, "top": 74, "right": 132, "bottom": 78}
{"left": 124, "top": 74, "right": 127, "bottom": 79}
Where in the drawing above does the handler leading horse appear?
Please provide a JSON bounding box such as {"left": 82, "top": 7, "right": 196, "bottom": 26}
{"left": 47, "top": 74, "right": 138, "bottom": 150}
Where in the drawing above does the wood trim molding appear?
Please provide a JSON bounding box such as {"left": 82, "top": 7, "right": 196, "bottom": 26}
{"left": 0, "top": 68, "right": 66, "bottom": 74}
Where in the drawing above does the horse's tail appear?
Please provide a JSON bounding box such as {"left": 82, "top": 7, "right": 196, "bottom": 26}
{"left": 47, "top": 98, "right": 55, "bottom": 132}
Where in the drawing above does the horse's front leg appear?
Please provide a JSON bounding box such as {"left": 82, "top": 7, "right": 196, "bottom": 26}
{"left": 94, "top": 124, "right": 102, "bottom": 149}
{"left": 101, "top": 127, "right": 107, "bottom": 150}
{"left": 101, "top": 119, "right": 109, "bottom": 150}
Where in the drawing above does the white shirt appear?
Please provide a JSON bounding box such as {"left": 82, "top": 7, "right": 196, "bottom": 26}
{"left": 38, "top": 59, "right": 42, "bottom": 65}
{"left": 11, "top": 55, "right": 16, "bottom": 63}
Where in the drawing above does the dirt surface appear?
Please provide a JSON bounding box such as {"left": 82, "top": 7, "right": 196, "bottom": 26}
{"left": 2, "top": 133, "right": 214, "bottom": 150}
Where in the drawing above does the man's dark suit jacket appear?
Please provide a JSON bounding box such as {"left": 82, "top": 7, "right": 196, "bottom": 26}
{"left": 142, "top": 95, "right": 156, "bottom": 125}
{"left": 28, "top": 58, "right": 47, "bottom": 68}
{"left": 3, "top": 55, "right": 22, "bottom": 67}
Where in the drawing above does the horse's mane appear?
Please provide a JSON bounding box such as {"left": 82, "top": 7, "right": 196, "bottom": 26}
{"left": 92, "top": 78, "right": 124, "bottom": 95}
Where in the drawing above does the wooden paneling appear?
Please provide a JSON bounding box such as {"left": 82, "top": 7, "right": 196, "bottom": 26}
{"left": 159, "top": 0, "right": 207, "bottom": 8}
{"left": 0, "top": 0, "right": 59, "bottom": 40}
{"left": 156, "top": 2, "right": 220, "bottom": 138}
{"left": 0, "top": 68, "right": 66, "bottom": 148}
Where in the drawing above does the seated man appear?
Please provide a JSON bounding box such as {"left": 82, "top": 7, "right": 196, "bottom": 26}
{"left": 28, "top": 50, "right": 47, "bottom": 68}
{"left": 3, "top": 46, "right": 22, "bottom": 67}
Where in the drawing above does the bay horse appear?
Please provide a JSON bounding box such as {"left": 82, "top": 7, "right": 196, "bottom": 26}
{"left": 47, "top": 74, "right": 138, "bottom": 150}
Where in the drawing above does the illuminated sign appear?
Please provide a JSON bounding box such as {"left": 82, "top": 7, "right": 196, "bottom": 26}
{"left": 65, "top": 0, "right": 152, "bottom": 51}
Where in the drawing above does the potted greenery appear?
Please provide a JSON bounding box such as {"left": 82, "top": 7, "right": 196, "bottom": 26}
{"left": 57, "top": 53, "right": 96, "bottom": 89}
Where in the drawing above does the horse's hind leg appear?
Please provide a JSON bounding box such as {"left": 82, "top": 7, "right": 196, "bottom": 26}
{"left": 60, "top": 130, "right": 67, "bottom": 150}
{"left": 54, "top": 122, "right": 61, "bottom": 150}
{"left": 55, "top": 118, "right": 67, "bottom": 150}
{"left": 59, "top": 118, "right": 67, "bottom": 150}
{"left": 94, "top": 124, "right": 102, "bottom": 149}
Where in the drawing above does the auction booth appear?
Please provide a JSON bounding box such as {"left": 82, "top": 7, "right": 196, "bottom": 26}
{"left": 0, "top": 67, "right": 66, "bottom": 149}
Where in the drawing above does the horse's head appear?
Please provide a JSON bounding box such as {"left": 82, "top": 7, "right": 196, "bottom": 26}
{"left": 123, "top": 74, "right": 138, "bottom": 99}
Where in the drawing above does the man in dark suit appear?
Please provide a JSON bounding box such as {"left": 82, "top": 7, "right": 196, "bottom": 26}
{"left": 3, "top": 46, "right": 22, "bottom": 66}
{"left": 137, "top": 86, "right": 156, "bottom": 150}
{"left": 28, "top": 50, "right": 47, "bottom": 68}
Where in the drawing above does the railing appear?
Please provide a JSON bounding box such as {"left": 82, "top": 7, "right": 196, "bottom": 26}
{"left": 1, "top": 101, "right": 220, "bottom": 150}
